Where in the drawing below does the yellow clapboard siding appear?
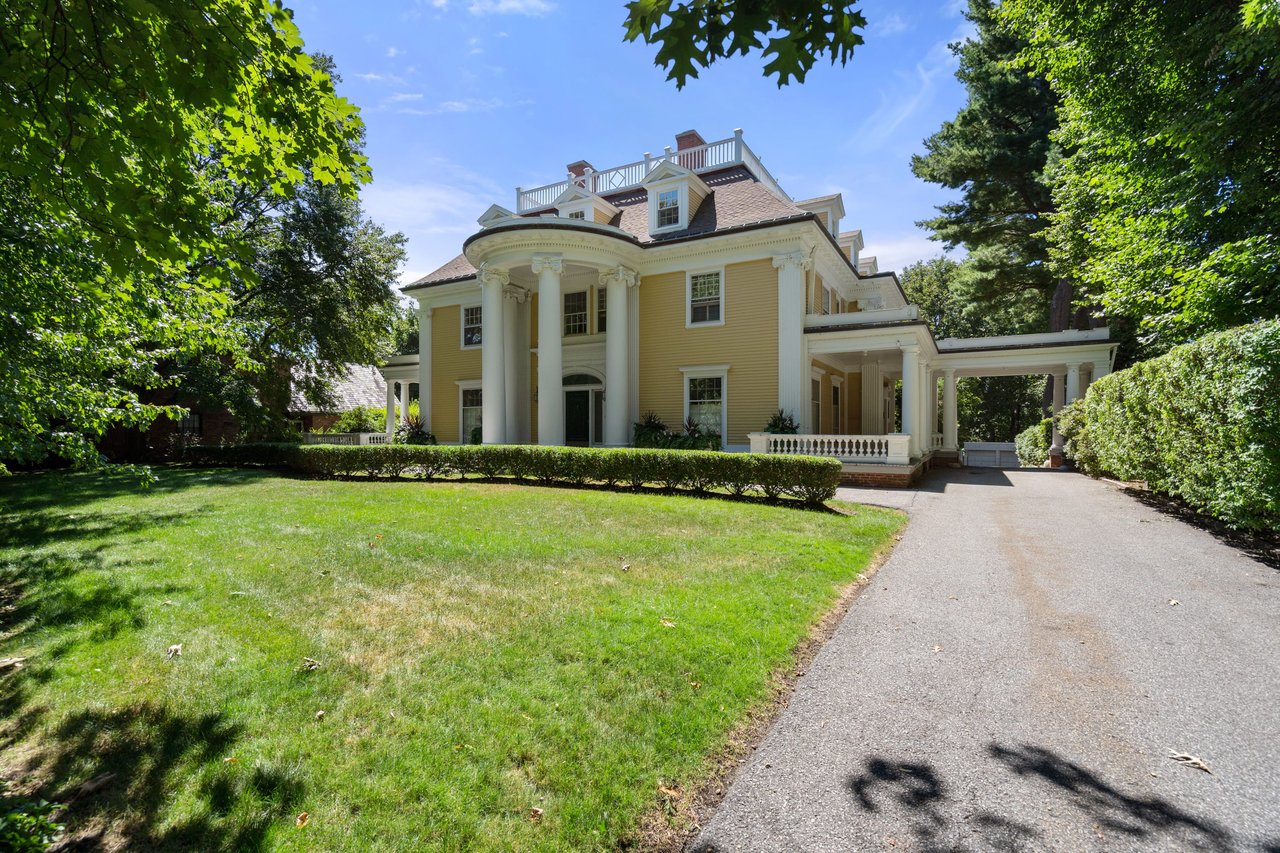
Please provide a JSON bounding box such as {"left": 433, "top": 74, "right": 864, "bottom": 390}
{"left": 637, "top": 258, "right": 778, "bottom": 445}
{"left": 430, "top": 304, "right": 481, "bottom": 443}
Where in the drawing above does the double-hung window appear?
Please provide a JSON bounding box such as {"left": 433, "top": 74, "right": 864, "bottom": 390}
{"left": 461, "top": 388, "right": 482, "bottom": 442}
{"left": 821, "top": 286, "right": 832, "bottom": 315}
{"left": 564, "top": 291, "right": 588, "bottom": 336}
{"left": 688, "top": 271, "right": 722, "bottom": 325}
{"left": 687, "top": 376, "right": 723, "bottom": 437}
{"left": 811, "top": 378, "right": 821, "bottom": 432}
{"left": 657, "top": 189, "right": 680, "bottom": 228}
{"left": 596, "top": 288, "right": 607, "bottom": 334}
{"left": 462, "top": 305, "right": 482, "bottom": 347}
{"left": 178, "top": 411, "right": 202, "bottom": 436}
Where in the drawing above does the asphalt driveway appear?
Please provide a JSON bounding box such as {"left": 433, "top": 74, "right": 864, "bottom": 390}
{"left": 694, "top": 468, "right": 1280, "bottom": 852}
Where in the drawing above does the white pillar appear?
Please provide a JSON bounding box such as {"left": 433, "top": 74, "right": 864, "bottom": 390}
{"left": 1092, "top": 357, "right": 1110, "bottom": 382}
{"left": 533, "top": 255, "right": 564, "bottom": 445}
{"left": 942, "top": 368, "right": 958, "bottom": 451}
{"left": 384, "top": 377, "right": 396, "bottom": 436}
{"left": 502, "top": 287, "right": 525, "bottom": 444}
{"left": 900, "top": 344, "right": 919, "bottom": 457}
{"left": 773, "top": 251, "right": 812, "bottom": 426}
{"left": 417, "top": 304, "right": 432, "bottom": 433}
{"left": 399, "top": 382, "right": 410, "bottom": 426}
{"left": 1065, "top": 362, "right": 1081, "bottom": 405}
{"left": 478, "top": 264, "right": 508, "bottom": 444}
{"left": 601, "top": 265, "right": 637, "bottom": 446}
{"left": 1050, "top": 372, "right": 1066, "bottom": 456}
{"left": 926, "top": 366, "right": 938, "bottom": 449}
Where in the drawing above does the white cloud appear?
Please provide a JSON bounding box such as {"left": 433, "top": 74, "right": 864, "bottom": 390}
{"left": 870, "top": 12, "right": 912, "bottom": 37}
{"left": 355, "top": 71, "right": 407, "bottom": 86}
{"left": 361, "top": 161, "right": 507, "bottom": 285}
{"left": 387, "top": 92, "right": 425, "bottom": 102}
{"left": 386, "top": 47, "right": 401, "bottom": 58}
{"left": 467, "top": 0, "right": 555, "bottom": 15}
{"left": 398, "top": 97, "right": 523, "bottom": 116}
{"left": 863, "top": 231, "right": 961, "bottom": 273}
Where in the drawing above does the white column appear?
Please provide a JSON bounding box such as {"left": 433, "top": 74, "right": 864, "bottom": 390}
{"left": 1065, "top": 362, "right": 1081, "bottom": 405}
{"left": 1050, "top": 372, "right": 1066, "bottom": 456}
{"left": 533, "top": 255, "right": 564, "bottom": 445}
{"left": 384, "top": 378, "right": 396, "bottom": 436}
{"left": 900, "top": 344, "right": 919, "bottom": 457}
{"left": 1091, "top": 357, "right": 1110, "bottom": 382}
{"left": 926, "top": 367, "right": 938, "bottom": 448}
{"left": 478, "top": 264, "right": 508, "bottom": 444}
{"left": 399, "top": 382, "right": 410, "bottom": 426}
{"left": 503, "top": 286, "right": 526, "bottom": 444}
{"left": 942, "top": 368, "right": 958, "bottom": 451}
{"left": 601, "top": 265, "right": 637, "bottom": 446}
{"left": 416, "top": 304, "right": 432, "bottom": 433}
{"left": 773, "top": 251, "right": 812, "bottom": 425}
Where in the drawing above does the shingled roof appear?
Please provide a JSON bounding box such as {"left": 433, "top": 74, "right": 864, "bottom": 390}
{"left": 290, "top": 363, "right": 390, "bottom": 414}
{"left": 407, "top": 167, "right": 810, "bottom": 289}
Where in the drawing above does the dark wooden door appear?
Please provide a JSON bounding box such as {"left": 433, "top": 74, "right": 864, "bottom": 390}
{"left": 565, "top": 390, "right": 591, "bottom": 446}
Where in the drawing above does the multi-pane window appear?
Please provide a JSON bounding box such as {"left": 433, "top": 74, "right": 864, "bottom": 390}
{"left": 462, "top": 305, "right": 482, "bottom": 347}
{"left": 564, "top": 291, "right": 588, "bottom": 336}
{"left": 811, "top": 378, "right": 821, "bottom": 432}
{"left": 657, "top": 189, "right": 680, "bottom": 228}
{"left": 832, "top": 385, "right": 842, "bottom": 434}
{"left": 821, "top": 286, "right": 832, "bottom": 315}
{"left": 688, "top": 376, "right": 723, "bottom": 437}
{"left": 567, "top": 210, "right": 586, "bottom": 220}
{"left": 596, "top": 288, "right": 607, "bottom": 334}
{"left": 178, "top": 411, "right": 202, "bottom": 435}
{"left": 461, "top": 388, "right": 482, "bottom": 442}
{"left": 689, "top": 271, "right": 722, "bottom": 324}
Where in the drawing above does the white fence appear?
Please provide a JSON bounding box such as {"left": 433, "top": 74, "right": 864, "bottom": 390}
{"left": 748, "top": 433, "right": 911, "bottom": 465}
{"left": 302, "top": 432, "right": 390, "bottom": 446}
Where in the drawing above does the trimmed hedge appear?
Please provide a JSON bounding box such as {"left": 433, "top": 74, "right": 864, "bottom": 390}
{"left": 1014, "top": 418, "right": 1053, "bottom": 467}
{"left": 185, "top": 443, "right": 843, "bottom": 504}
{"left": 1059, "top": 320, "right": 1280, "bottom": 531}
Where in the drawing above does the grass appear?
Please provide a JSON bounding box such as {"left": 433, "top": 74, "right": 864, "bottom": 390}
{"left": 0, "top": 468, "right": 903, "bottom": 851}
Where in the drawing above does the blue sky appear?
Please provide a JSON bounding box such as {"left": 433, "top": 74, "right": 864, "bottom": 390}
{"left": 289, "top": 0, "right": 974, "bottom": 287}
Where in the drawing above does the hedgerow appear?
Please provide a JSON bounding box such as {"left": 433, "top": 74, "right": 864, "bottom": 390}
{"left": 1059, "top": 320, "right": 1280, "bottom": 531}
{"left": 1014, "top": 418, "right": 1053, "bottom": 467}
{"left": 185, "top": 443, "right": 842, "bottom": 505}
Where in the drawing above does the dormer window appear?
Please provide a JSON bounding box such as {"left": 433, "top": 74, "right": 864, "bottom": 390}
{"left": 657, "top": 190, "right": 680, "bottom": 228}
{"left": 567, "top": 210, "right": 585, "bottom": 220}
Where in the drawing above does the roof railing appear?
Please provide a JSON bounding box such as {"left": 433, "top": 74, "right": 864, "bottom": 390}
{"left": 515, "top": 130, "right": 791, "bottom": 213}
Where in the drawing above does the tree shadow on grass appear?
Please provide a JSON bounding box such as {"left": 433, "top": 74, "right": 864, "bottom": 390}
{"left": 843, "top": 742, "right": 1243, "bottom": 852}
{"left": 0, "top": 467, "right": 268, "bottom": 517}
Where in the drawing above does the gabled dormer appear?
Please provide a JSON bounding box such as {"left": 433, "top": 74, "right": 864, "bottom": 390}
{"left": 552, "top": 185, "right": 621, "bottom": 225}
{"left": 838, "top": 229, "right": 864, "bottom": 268}
{"left": 858, "top": 255, "right": 879, "bottom": 276}
{"left": 477, "top": 204, "right": 516, "bottom": 229}
{"left": 641, "top": 159, "right": 710, "bottom": 235}
{"left": 796, "top": 193, "right": 846, "bottom": 237}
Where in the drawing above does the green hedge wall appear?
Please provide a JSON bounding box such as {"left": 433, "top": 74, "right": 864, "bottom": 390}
{"left": 1059, "top": 321, "right": 1280, "bottom": 530}
{"left": 185, "top": 443, "right": 843, "bottom": 505}
{"left": 1014, "top": 418, "right": 1053, "bottom": 468}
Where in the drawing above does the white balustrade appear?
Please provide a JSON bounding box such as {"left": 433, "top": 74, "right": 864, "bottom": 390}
{"left": 747, "top": 433, "right": 911, "bottom": 465}
{"left": 516, "top": 134, "right": 790, "bottom": 213}
{"left": 303, "top": 432, "right": 390, "bottom": 446}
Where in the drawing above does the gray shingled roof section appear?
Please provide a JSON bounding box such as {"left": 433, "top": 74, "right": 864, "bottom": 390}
{"left": 409, "top": 167, "right": 808, "bottom": 287}
{"left": 290, "top": 363, "right": 390, "bottom": 413}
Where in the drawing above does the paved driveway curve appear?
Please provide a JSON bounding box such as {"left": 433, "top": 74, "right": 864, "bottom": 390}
{"left": 695, "top": 468, "right": 1280, "bottom": 852}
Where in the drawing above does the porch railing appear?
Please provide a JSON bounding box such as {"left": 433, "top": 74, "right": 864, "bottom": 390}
{"left": 303, "top": 432, "right": 390, "bottom": 446}
{"left": 748, "top": 433, "right": 911, "bottom": 465}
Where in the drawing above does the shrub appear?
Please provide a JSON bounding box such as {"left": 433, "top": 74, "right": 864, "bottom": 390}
{"left": 1061, "top": 321, "right": 1280, "bottom": 531}
{"left": 328, "top": 405, "right": 384, "bottom": 434}
{"left": 1014, "top": 418, "right": 1053, "bottom": 467}
{"left": 632, "top": 412, "right": 670, "bottom": 448}
{"left": 396, "top": 414, "right": 436, "bottom": 446}
{"left": 764, "top": 409, "right": 800, "bottom": 434}
{"left": 632, "top": 413, "right": 721, "bottom": 451}
{"left": 0, "top": 796, "right": 63, "bottom": 852}
{"left": 185, "top": 443, "right": 842, "bottom": 505}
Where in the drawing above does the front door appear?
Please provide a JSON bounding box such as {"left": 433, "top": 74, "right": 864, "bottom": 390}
{"left": 565, "top": 389, "right": 591, "bottom": 446}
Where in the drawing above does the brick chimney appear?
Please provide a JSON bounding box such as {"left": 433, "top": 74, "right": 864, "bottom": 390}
{"left": 674, "top": 129, "right": 705, "bottom": 151}
{"left": 566, "top": 160, "right": 593, "bottom": 178}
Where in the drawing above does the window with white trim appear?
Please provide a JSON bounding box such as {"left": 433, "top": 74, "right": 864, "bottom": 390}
{"left": 821, "top": 286, "right": 832, "bottom": 315}
{"left": 688, "top": 271, "right": 722, "bottom": 325}
{"left": 462, "top": 305, "right": 482, "bottom": 347}
{"left": 811, "top": 378, "right": 821, "bottom": 432}
{"left": 687, "top": 376, "right": 723, "bottom": 436}
{"left": 564, "top": 291, "right": 588, "bottom": 336}
{"left": 461, "top": 388, "right": 482, "bottom": 442}
{"left": 657, "top": 189, "right": 680, "bottom": 228}
{"left": 596, "top": 287, "right": 607, "bottom": 334}
{"left": 567, "top": 210, "right": 586, "bottom": 220}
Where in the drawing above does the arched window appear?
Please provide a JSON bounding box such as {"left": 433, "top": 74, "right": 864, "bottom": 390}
{"left": 563, "top": 373, "right": 602, "bottom": 386}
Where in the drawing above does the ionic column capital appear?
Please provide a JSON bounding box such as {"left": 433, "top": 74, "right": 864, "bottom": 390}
{"left": 900, "top": 343, "right": 921, "bottom": 355}
{"left": 503, "top": 284, "right": 529, "bottom": 303}
{"left": 531, "top": 255, "right": 563, "bottom": 275}
{"left": 772, "top": 251, "right": 812, "bottom": 272}
{"left": 477, "top": 263, "right": 509, "bottom": 287}
{"left": 598, "top": 264, "right": 638, "bottom": 289}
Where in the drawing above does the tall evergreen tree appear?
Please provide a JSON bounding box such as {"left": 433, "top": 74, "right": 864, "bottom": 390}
{"left": 911, "top": 0, "right": 1086, "bottom": 333}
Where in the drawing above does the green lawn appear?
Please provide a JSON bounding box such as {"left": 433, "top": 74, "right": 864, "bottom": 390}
{"left": 0, "top": 469, "right": 902, "bottom": 851}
